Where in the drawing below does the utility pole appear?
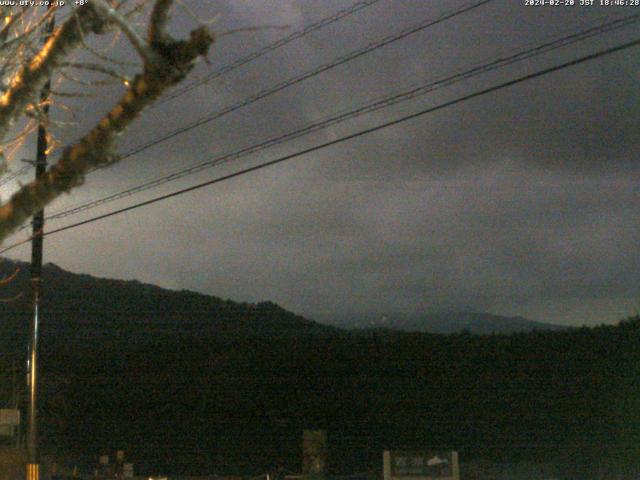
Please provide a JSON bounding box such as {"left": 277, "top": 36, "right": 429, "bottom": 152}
{"left": 27, "top": 7, "right": 55, "bottom": 480}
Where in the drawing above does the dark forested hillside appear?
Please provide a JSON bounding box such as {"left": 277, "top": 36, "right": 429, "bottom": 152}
{"left": 32, "top": 319, "right": 640, "bottom": 479}
{"left": 0, "top": 259, "right": 339, "bottom": 353}
{"left": 0, "top": 259, "right": 638, "bottom": 479}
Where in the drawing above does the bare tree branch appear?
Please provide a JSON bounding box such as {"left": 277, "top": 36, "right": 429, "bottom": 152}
{"left": 0, "top": 292, "right": 25, "bottom": 303}
{"left": 0, "top": 0, "right": 213, "bottom": 244}
{"left": 0, "top": 4, "right": 109, "bottom": 164}
{"left": 92, "top": 0, "right": 158, "bottom": 64}
{"left": 149, "top": 0, "right": 174, "bottom": 45}
{"left": 0, "top": 266, "right": 20, "bottom": 285}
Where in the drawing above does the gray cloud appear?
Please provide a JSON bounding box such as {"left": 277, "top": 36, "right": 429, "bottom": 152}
{"left": 4, "top": 0, "right": 639, "bottom": 327}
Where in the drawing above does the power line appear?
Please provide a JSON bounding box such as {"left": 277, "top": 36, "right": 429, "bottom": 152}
{"left": 24, "top": 0, "right": 495, "bottom": 222}
{"left": 38, "top": 12, "right": 640, "bottom": 224}
{"left": 1, "top": 0, "right": 383, "bottom": 181}
{"left": 97, "top": 0, "right": 494, "bottom": 166}
{"left": 1, "top": 35, "right": 637, "bottom": 255}
{"left": 0, "top": 165, "right": 32, "bottom": 188}
{"left": 154, "top": 0, "right": 383, "bottom": 107}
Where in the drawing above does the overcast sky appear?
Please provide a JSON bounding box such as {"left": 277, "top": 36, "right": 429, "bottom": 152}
{"left": 3, "top": 0, "right": 639, "bottom": 326}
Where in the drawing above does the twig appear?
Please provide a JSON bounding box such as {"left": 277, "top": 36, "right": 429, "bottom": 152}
{"left": 92, "top": 0, "right": 158, "bottom": 64}
{"left": 216, "top": 25, "right": 290, "bottom": 39}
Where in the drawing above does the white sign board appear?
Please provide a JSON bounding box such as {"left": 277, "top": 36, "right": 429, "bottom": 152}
{"left": 383, "top": 450, "right": 459, "bottom": 480}
{"left": 0, "top": 409, "right": 20, "bottom": 426}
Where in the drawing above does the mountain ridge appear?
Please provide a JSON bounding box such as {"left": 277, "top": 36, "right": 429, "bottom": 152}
{"left": 0, "top": 258, "right": 340, "bottom": 349}
{"left": 328, "top": 310, "right": 566, "bottom": 334}
{"left": 0, "top": 258, "right": 564, "bottom": 342}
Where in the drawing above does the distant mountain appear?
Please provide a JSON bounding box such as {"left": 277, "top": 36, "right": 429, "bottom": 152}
{"left": 0, "top": 258, "right": 564, "bottom": 349}
{"left": 0, "top": 258, "right": 340, "bottom": 350}
{"left": 327, "top": 311, "right": 566, "bottom": 334}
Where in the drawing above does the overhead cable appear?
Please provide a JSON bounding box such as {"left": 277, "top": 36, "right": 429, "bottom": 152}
{"left": 2, "top": 35, "right": 637, "bottom": 254}
{"left": 38, "top": 12, "right": 640, "bottom": 224}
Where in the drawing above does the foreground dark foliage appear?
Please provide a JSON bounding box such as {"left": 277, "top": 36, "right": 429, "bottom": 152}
{"left": 0, "top": 261, "right": 638, "bottom": 478}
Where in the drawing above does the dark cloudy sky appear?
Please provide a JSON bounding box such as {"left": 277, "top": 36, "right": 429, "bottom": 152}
{"left": 3, "top": 0, "right": 639, "bottom": 326}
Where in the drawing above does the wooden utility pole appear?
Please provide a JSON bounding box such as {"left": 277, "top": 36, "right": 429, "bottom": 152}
{"left": 27, "top": 7, "right": 55, "bottom": 480}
